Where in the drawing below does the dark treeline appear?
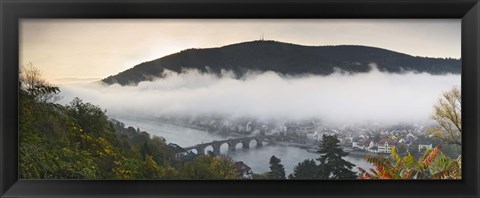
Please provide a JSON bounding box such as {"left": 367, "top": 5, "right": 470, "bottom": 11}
{"left": 102, "top": 40, "right": 461, "bottom": 86}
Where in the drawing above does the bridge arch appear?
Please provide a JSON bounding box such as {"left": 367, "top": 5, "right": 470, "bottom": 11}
{"left": 235, "top": 141, "right": 245, "bottom": 150}
{"left": 248, "top": 138, "right": 259, "bottom": 148}
{"left": 204, "top": 145, "right": 214, "bottom": 155}
{"left": 179, "top": 135, "right": 276, "bottom": 156}
{"left": 189, "top": 149, "right": 198, "bottom": 155}
{"left": 220, "top": 142, "right": 229, "bottom": 154}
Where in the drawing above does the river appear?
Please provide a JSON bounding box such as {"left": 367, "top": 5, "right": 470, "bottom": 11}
{"left": 115, "top": 117, "right": 374, "bottom": 175}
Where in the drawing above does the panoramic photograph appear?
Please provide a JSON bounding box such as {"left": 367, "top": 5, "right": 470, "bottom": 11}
{"left": 19, "top": 19, "right": 461, "bottom": 180}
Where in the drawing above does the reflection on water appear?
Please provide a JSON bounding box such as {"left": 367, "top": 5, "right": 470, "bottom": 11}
{"left": 116, "top": 117, "right": 373, "bottom": 175}
{"left": 226, "top": 146, "right": 373, "bottom": 175}
{"left": 117, "top": 117, "right": 236, "bottom": 147}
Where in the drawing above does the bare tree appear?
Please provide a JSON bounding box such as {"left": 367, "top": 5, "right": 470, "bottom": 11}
{"left": 427, "top": 86, "right": 461, "bottom": 146}
{"left": 19, "top": 62, "right": 62, "bottom": 103}
{"left": 20, "top": 62, "right": 46, "bottom": 91}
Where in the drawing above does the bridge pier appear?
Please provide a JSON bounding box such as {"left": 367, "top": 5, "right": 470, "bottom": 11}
{"left": 196, "top": 146, "right": 206, "bottom": 155}
{"left": 228, "top": 142, "right": 236, "bottom": 152}
{"left": 242, "top": 140, "right": 250, "bottom": 149}
{"left": 256, "top": 138, "right": 263, "bottom": 147}
{"left": 212, "top": 143, "right": 221, "bottom": 155}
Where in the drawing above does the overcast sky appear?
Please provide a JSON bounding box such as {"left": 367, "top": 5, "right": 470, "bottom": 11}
{"left": 20, "top": 19, "right": 460, "bottom": 83}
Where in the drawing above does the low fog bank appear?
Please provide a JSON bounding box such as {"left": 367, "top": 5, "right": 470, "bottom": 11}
{"left": 57, "top": 67, "right": 460, "bottom": 126}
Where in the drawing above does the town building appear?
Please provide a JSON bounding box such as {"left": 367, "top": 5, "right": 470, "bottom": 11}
{"left": 234, "top": 161, "right": 253, "bottom": 178}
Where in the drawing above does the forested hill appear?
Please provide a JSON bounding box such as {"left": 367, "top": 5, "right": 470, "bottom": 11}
{"left": 102, "top": 40, "right": 461, "bottom": 86}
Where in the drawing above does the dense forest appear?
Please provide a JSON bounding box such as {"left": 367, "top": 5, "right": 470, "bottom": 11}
{"left": 19, "top": 67, "right": 243, "bottom": 179}
{"left": 102, "top": 40, "right": 461, "bottom": 85}
{"left": 19, "top": 92, "right": 244, "bottom": 179}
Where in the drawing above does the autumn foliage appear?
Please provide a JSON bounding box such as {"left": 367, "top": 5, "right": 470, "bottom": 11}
{"left": 358, "top": 146, "right": 461, "bottom": 179}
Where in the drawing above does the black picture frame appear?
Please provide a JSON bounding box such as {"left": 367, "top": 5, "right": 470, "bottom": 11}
{"left": 1, "top": 0, "right": 479, "bottom": 197}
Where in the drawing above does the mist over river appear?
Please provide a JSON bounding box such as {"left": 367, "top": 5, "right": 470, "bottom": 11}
{"left": 57, "top": 69, "right": 460, "bottom": 176}
{"left": 56, "top": 69, "right": 459, "bottom": 176}
{"left": 114, "top": 116, "right": 373, "bottom": 175}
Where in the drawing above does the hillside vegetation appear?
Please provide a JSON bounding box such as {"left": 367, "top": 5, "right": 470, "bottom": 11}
{"left": 102, "top": 40, "right": 460, "bottom": 86}
{"left": 18, "top": 66, "right": 241, "bottom": 179}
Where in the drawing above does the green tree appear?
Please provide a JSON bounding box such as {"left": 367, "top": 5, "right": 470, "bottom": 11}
{"left": 142, "top": 155, "right": 165, "bottom": 179}
{"left": 317, "top": 135, "right": 356, "bottom": 179}
{"left": 66, "top": 97, "right": 113, "bottom": 149}
{"left": 179, "top": 155, "right": 240, "bottom": 179}
{"left": 211, "top": 155, "right": 241, "bottom": 179}
{"left": 18, "top": 64, "right": 100, "bottom": 179}
{"left": 140, "top": 142, "right": 152, "bottom": 160}
{"left": 268, "top": 155, "right": 286, "bottom": 179}
{"left": 288, "top": 159, "right": 318, "bottom": 179}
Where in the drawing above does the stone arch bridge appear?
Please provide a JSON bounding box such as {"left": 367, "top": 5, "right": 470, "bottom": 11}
{"left": 180, "top": 135, "right": 277, "bottom": 155}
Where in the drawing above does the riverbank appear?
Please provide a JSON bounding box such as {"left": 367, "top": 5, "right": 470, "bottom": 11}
{"left": 122, "top": 117, "right": 384, "bottom": 159}
{"left": 114, "top": 117, "right": 375, "bottom": 174}
{"left": 344, "top": 148, "right": 390, "bottom": 158}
